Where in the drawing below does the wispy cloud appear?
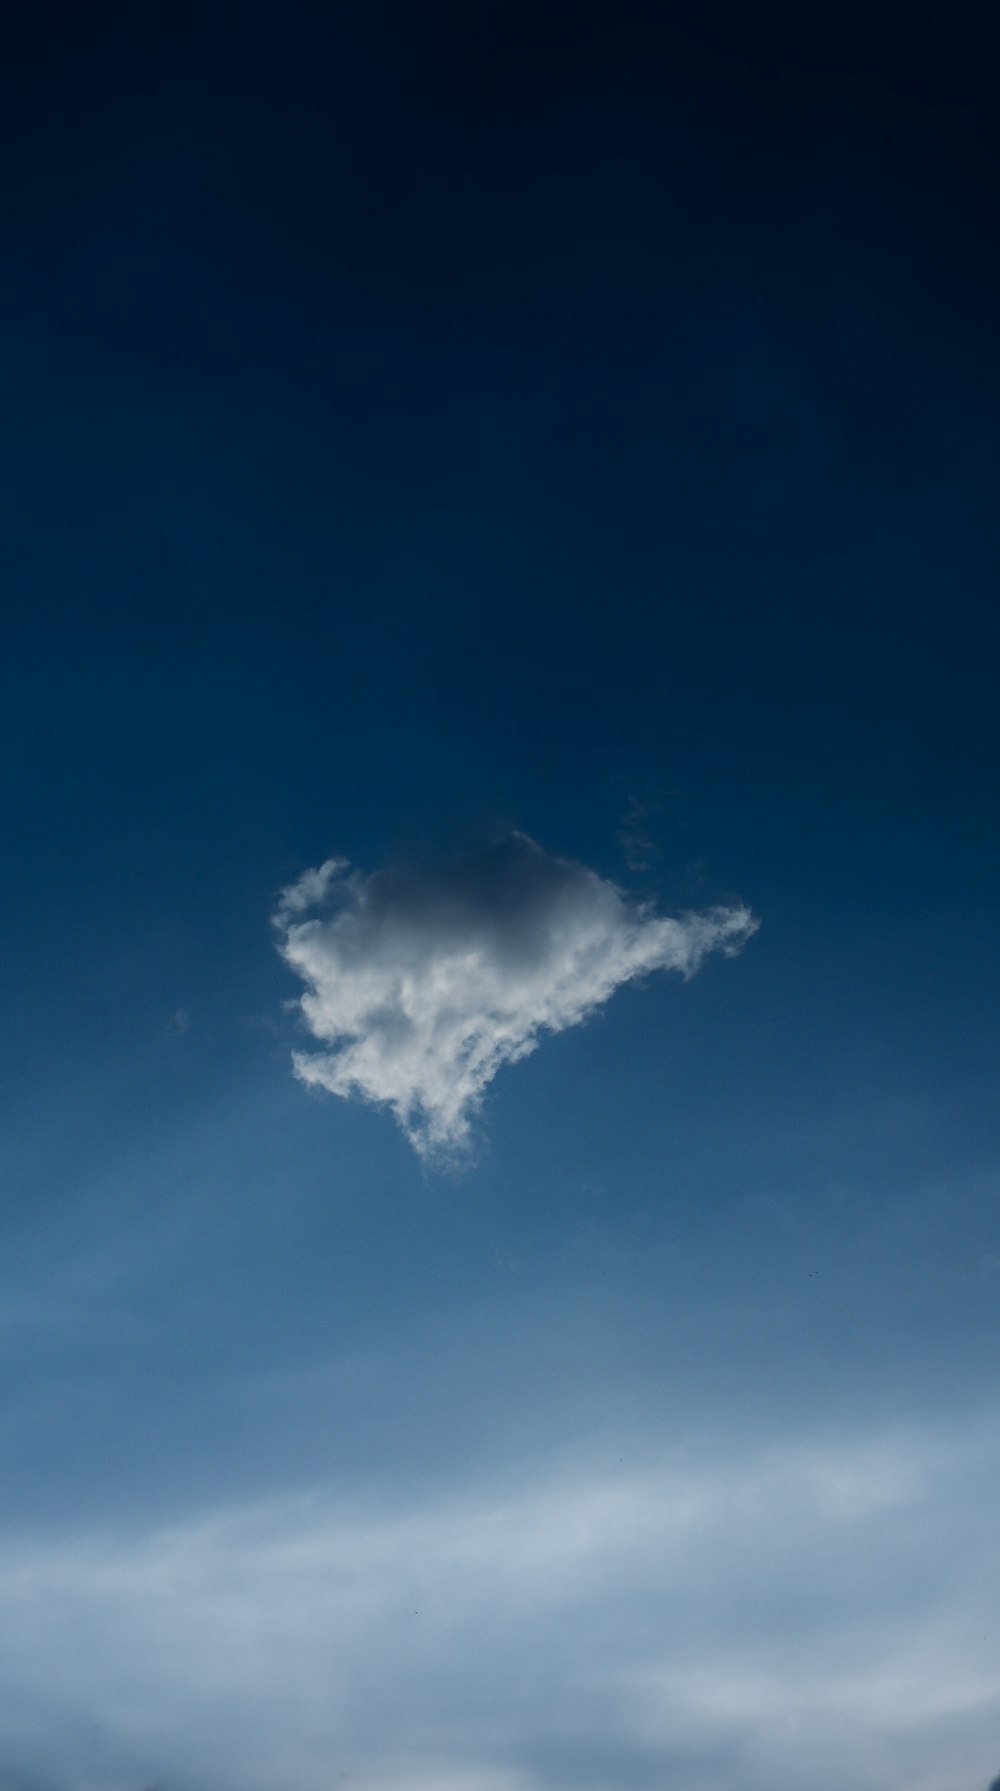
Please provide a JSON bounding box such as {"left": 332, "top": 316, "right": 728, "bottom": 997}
{"left": 616, "top": 790, "right": 666, "bottom": 873}
{"left": 272, "top": 832, "right": 758, "bottom": 1156}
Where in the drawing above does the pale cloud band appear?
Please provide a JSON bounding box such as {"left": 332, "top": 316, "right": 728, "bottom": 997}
{"left": 1, "top": 1415, "right": 998, "bottom": 1790}
{"left": 273, "top": 832, "right": 759, "bottom": 1155}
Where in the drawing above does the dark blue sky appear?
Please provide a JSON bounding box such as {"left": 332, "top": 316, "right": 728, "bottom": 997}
{"left": 1, "top": 7, "right": 999, "bottom": 1789}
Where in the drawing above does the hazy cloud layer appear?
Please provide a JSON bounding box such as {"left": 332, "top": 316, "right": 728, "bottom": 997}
{"left": 273, "top": 833, "right": 757, "bottom": 1154}
{"left": 1, "top": 1414, "right": 999, "bottom": 1791}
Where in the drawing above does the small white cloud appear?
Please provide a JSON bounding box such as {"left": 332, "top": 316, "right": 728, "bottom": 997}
{"left": 273, "top": 832, "right": 758, "bottom": 1156}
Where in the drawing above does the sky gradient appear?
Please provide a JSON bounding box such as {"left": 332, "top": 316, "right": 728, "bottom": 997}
{"left": 1, "top": 5, "right": 999, "bottom": 1788}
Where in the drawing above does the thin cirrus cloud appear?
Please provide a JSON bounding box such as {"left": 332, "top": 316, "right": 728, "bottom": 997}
{"left": 272, "top": 831, "right": 758, "bottom": 1156}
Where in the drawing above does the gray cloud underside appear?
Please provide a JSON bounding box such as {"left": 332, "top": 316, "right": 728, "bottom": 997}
{"left": 273, "top": 833, "right": 758, "bottom": 1155}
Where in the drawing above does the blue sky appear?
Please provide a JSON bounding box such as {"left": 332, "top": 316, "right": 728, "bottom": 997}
{"left": 1, "top": 5, "right": 999, "bottom": 1788}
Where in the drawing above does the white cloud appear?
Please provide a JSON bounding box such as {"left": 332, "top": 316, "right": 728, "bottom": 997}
{"left": 273, "top": 832, "right": 758, "bottom": 1155}
{"left": 275, "top": 856, "right": 348, "bottom": 918}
